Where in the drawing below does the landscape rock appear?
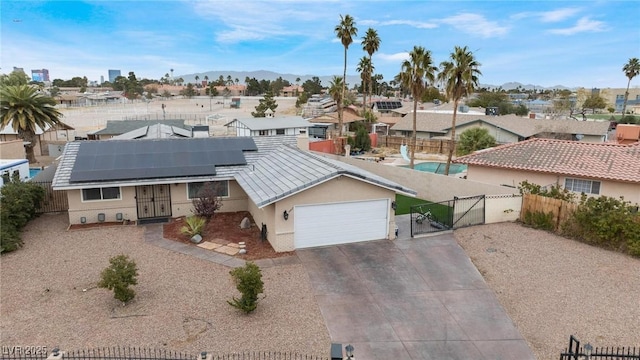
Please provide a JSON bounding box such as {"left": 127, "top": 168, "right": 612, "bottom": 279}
{"left": 240, "top": 217, "right": 251, "bottom": 229}
{"left": 190, "top": 234, "right": 202, "bottom": 244}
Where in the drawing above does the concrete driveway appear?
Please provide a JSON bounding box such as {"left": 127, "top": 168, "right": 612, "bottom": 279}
{"left": 297, "top": 221, "right": 535, "bottom": 359}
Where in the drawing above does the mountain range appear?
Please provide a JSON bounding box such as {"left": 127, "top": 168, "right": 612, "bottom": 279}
{"left": 177, "top": 70, "right": 571, "bottom": 91}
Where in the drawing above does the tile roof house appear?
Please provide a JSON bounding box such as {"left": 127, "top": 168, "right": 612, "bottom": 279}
{"left": 224, "top": 116, "right": 311, "bottom": 137}
{"left": 454, "top": 138, "right": 640, "bottom": 205}
{"left": 391, "top": 113, "right": 610, "bottom": 144}
{"left": 52, "top": 135, "right": 415, "bottom": 251}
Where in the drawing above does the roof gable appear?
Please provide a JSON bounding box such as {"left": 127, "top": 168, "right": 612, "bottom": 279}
{"left": 225, "top": 116, "right": 311, "bottom": 130}
{"left": 91, "top": 120, "right": 187, "bottom": 135}
{"left": 455, "top": 138, "right": 640, "bottom": 183}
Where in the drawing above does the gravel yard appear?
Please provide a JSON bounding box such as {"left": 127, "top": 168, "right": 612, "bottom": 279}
{"left": 455, "top": 223, "right": 640, "bottom": 360}
{"left": 0, "top": 214, "right": 330, "bottom": 356}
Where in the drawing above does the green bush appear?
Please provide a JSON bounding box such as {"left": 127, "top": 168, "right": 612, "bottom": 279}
{"left": 0, "top": 179, "right": 45, "bottom": 254}
{"left": 180, "top": 216, "right": 206, "bottom": 237}
{"left": 228, "top": 262, "right": 264, "bottom": 314}
{"left": 98, "top": 255, "right": 138, "bottom": 303}
{"left": 522, "top": 210, "right": 555, "bottom": 231}
{"left": 519, "top": 180, "right": 576, "bottom": 202}
{"left": 561, "top": 195, "right": 640, "bottom": 256}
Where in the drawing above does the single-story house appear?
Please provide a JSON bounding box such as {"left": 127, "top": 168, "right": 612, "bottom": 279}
{"left": 454, "top": 138, "right": 640, "bottom": 205}
{"left": 280, "top": 85, "right": 303, "bottom": 97}
{"left": 110, "top": 123, "right": 207, "bottom": 140}
{"left": 391, "top": 113, "right": 610, "bottom": 143}
{"left": 308, "top": 108, "right": 365, "bottom": 137}
{"left": 52, "top": 135, "right": 415, "bottom": 251}
{"left": 224, "top": 116, "right": 311, "bottom": 137}
{"left": 0, "top": 121, "right": 75, "bottom": 156}
{"left": 88, "top": 120, "right": 190, "bottom": 140}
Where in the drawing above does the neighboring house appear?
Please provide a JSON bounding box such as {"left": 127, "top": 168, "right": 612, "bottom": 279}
{"left": 52, "top": 135, "right": 415, "bottom": 251}
{"left": 0, "top": 121, "right": 75, "bottom": 157}
{"left": 110, "top": 123, "right": 197, "bottom": 140}
{"left": 309, "top": 108, "right": 365, "bottom": 136}
{"left": 614, "top": 124, "right": 640, "bottom": 145}
{"left": 214, "top": 85, "right": 246, "bottom": 97}
{"left": 280, "top": 85, "right": 303, "bottom": 97}
{"left": 88, "top": 120, "right": 189, "bottom": 140}
{"left": 0, "top": 159, "right": 30, "bottom": 186}
{"left": 391, "top": 113, "right": 610, "bottom": 143}
{"left": 454, "top": 138, "right": 640, "bottom": 205}
{"left": 224, "top": 116, "right": 311, "bottom": 137}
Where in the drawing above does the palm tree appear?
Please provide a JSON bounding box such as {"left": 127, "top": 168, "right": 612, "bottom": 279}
{"left": 438, "top": 45, "right": 482, "bottom": 175}
{"left": 204, "top": 75, "right": 209, "bottom": 85}
{"left": 362, "top": 28, "right": 381, "bottom": 110}
{"left": 195, "top": 75, "right": 200, "bottom": 87}
{"left": 622, "top": 57, "right": 640, "bottom": 116}
{"left": 356, "top": 56, "right": 373, "bottom": 114}
{"left": 334, "top": 14, "right": 357, "bottom": 137}
{"left": 399, "top": 46, "right": 437, "bottom": 169}
{"left": 0, "top": 85, "right": 63, "bottom": 163}
{"left": 328, "top": 76, "right": 345, "bottom": 143}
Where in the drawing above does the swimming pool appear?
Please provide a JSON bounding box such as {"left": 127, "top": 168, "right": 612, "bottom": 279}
{"left": 29, "top": 168, "right": 42, "bottom": 178}
{"left": 403, "top": 162, "right": 467, "bottom": 175}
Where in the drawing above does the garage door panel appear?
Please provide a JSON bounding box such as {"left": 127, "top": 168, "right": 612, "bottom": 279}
{"left": 294, "top": 199, "right": 389, "bottom": 249}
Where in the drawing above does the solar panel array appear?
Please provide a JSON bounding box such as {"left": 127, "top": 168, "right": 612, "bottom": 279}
{"left": 70, "top": 138, "right": 257, "bottom": 183}
{"left": 374, "top": 101, "right": 403, "bottom": 110}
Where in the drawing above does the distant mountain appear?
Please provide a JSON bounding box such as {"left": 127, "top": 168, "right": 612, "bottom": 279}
{"left": 178, "top": 70, "right": 360, "bottom": 88}
{"left": 178, "top": 70, "right": 572, "bottom": 91}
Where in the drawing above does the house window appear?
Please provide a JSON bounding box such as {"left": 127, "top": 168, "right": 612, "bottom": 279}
{"left": 82, "top": 187, "right": 121, "bottom": 201}
{"left": 187, "top": 181, "right": 229, "bottom": 199}
{"left": 258, "top": 130, "right": 268, "bottom": 136}
{"left": 276, "top": 129, "right": 285, "bottom": 135}
{"left": 565, "top": 178, "right": 600, "bottom": 195}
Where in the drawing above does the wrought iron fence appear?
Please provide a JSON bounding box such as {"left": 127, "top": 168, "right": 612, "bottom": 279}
{"left": 560, "top": 335, "right": 640, "bottom": 360}
{"left": 0, "top": 348, "right": 329, "bottom": 360}
{"left": 33, "top": 181, "right": 68, "bottom": 213}
{"left": 410, "top": 195, "right": 486, "bottom": 237}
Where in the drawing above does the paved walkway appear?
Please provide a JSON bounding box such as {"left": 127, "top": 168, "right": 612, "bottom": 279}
{"left": 141, "top": 224, "right": 299, "bottom": 268}
{"left": 297, "top": 230, "right": 535, "bottom": 359}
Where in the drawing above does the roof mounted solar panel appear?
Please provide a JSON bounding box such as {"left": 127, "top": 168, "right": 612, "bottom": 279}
{"left": 69, "top": 137, "right": 256, "bottom": 183}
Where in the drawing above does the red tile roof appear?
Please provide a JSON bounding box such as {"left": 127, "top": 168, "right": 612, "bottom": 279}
{"left": 454, "top": 138, "right": 640, "bottom": 183}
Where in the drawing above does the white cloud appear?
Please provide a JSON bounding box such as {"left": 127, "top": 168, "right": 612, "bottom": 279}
{"left": 512, "top": 7, "right": 581, "bottom": 23}
{"left": 359, "top": 19, "right": 437, "bottom": 29}
{"left": 440, "top": 13, "right": 508, "bottom": 38}
{"left": 548, "top": 17, "right": 607, "bottom": 35}
{"left": 377, "top": 52, "right": 409, "bottom": 62}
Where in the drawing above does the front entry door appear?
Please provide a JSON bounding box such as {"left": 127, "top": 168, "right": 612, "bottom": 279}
{"left": 135, "top": 185, "right": 172, "bottom": 219}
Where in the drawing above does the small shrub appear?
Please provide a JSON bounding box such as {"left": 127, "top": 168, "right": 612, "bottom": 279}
{"left": 228, "top": 262, "right": 264, "bottom": 314}
{"left": 192, "top": 182, "right": 223, "bottom": 219}
{"left": 522, "top": 210, "right": 555, "bottom": 231}
{"left": 98, "top": 255, "right": 138, "bottom": 303}
{"left": 180, "top": 216, "right": 206, "bottom": 237}
{"left": 519, "top": 180, "right": 575, "bottom": 202}
{"left": 0, "top": 179, "right": 45, "bottom": 254}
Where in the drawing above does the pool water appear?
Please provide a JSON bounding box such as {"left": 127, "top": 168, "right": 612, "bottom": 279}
{"left": 404, "top": 162, "right": 467, "bottom": 175}
{"left": 29, "top": 168, "right": 42, "bottom": 178}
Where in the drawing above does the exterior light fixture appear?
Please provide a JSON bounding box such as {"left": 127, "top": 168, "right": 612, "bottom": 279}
{"left": 584, "top": 343, "right": 592, "bottom": 360}
{"left": 283, "top": 210, "right": 289, "bottom": 221}
{"left": 391, "top": 201, "right": 397, "bottom": 210}
{"left": 345, "top": 344, "right": 354, "bottom": 359}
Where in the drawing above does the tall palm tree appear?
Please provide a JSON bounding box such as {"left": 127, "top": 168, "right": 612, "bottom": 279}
{"left": 334, "top": 14, "right": 357, "bottom": 137}
{"left": 356, "top": 56, "right": 373, "bottom": 114}
{"left": 438, "top": 45, "right": 482, "bottom": 175}
{"left": 328, "top": 76, "right": 345, "bottom": 144}
{"left": 622, "top": 57, "right": 640, "bottom": 116}
{"left": 204, "top": 75, "right": 209, "bottom": 85}
{"left": 195, "top": 75, "right": 200, "bottom": 87}
{"left": 399, "top": 46, "right": 437, "bottom": 169}
{"left": 362, "top": 28, "right": 381, "bottom": 110}
{"left": 0, "top": 85, "right": 63, "bottom": 163}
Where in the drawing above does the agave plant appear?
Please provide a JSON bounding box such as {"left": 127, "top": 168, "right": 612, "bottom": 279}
{"left": 180, "top": 216, "right": 206, "bottom": 237}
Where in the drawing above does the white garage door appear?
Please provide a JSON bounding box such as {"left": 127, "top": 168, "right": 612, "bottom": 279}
{"left": 294, "top": 199, "right": 389, "bottom": 249}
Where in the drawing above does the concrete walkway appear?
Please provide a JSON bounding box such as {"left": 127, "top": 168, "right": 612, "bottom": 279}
{"left": 297, "top": 230, "right": 535, "bottom": 359}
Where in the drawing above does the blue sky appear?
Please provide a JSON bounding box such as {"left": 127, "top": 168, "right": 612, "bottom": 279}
{"left": 1, "top": 0, "right": 639, "bottom": 89}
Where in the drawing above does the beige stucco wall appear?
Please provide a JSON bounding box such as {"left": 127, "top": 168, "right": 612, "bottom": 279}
{"left": 67, "top": 180, "right": 250, "bottom": 225}
{"left": 264, "top": 176, "right": 397, "bottom": 252}
{"left": 325, "top": 154, "right": 519, "bottom": 202}
{"left": 448, "top": 122, "right": 520, "bottom": 144}
{"left": 67, "top": 187, "right": 137, "bottom": 224}
{"left": 170, "top": 181, "right": 248, "bottom": 217}
{"left": 467, "top": 166, "right": 640, "bottom": 205}
{"left": 0, "top": 134, "right": 42, "bottom": 156}
{"left": 0, "top": 140, "right": 26, "bottom": 159}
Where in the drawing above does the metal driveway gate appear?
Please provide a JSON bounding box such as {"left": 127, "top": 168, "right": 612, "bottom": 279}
{"left": 410, "top": 195, "right": 486, "bottom": 237}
